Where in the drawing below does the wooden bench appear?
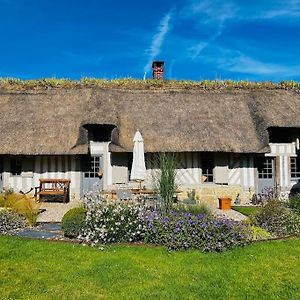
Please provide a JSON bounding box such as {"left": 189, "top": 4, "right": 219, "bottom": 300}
{"left": 35, "top": 179, "right": 71, "bottom": 203}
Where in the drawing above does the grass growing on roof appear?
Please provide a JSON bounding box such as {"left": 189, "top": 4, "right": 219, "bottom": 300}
{"left": 0, "top": 77, "right": 300, "bottom": 90}
{"left": 0, "top": 236, "right": 300, "bottom": 299}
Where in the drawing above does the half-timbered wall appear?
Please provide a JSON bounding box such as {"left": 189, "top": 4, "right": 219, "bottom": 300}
{"left": 2, "top": 155, "right": 81, "bottom": 200}
{"left": 266, "top": 142, "right": 297, "bottom": 191}
{"left": 140, "top": 152, "right": 255, "bottom": 189}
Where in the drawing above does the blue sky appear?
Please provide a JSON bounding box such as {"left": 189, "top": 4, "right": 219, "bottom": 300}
{"left": 0, "top": 0, "right": 300, "bottom": 81}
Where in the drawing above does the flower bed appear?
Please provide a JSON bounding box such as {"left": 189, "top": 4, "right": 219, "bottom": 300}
{"left": 73, "top": 197, "right": 252, "bottom": 252}
{"left": 143, "top": 210, "right": 252, "bottom": 251}
{"left": 60, "top": 194, "right": 300, "bottom": 252}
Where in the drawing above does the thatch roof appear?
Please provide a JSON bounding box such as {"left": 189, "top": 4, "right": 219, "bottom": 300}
{"left": 0, "top": 86, "right": 300, "bottom": 155}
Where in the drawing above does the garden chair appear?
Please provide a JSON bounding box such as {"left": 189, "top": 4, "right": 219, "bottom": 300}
{"left": 116, "top": 189, "right": 133, "bottom": 201}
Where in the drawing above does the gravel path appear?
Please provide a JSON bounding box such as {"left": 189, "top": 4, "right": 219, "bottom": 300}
{"left": 37, "top": 201, "right": 82, "bottom": 223}
{"left": 212, "top": 208, "right": 249, "bottom": 221}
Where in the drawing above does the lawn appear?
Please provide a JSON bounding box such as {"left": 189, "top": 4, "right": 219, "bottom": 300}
{"left": 0, "top": 237, "right": 300, "bottom": 300}
{"left": 232, "top": 206, "right": 261, "bottom": 216}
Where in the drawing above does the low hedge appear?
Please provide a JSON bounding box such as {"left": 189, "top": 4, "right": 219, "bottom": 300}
{"left": 62, "top": 207, "right": 87, "bottom": 238}
{"left": 289, "top": 195, "right": 300, "bottom": 215}
{"left": 254, "top": 200, "right": 300, "bottom": 237}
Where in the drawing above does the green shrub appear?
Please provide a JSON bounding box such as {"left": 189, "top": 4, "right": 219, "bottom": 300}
{"left": 0, "top": 209, "right": 26, "bottom": 234}
{"left": 288, "top": 195, "right": 300, "bottom": 215}
{"left": 254, "top": 200, "right": 300, "bottom": 237}
{"left": 62, "top": 207, "right": 87, "bottom": 238}
{"left": 250, "top": 226, "right": 272, "bottom": 241}
{"left": 82, "top": 202, "right": 145, "bottom": 244}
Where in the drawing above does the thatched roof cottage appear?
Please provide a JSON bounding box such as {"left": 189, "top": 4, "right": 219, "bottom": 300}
{"left": 1, "top": 79, "right": 300, "bottom": 203}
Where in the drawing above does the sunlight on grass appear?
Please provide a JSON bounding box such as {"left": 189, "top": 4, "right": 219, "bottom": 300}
{"left": 232, "top": 206, "right": 261, "bottom": 216}
{"left": 0, "top": 236, "right": 299, "bottom": 299}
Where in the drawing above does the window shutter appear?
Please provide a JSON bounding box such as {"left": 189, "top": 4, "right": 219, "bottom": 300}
{"left": 214, "top": 153, "right": 229, "bottom": 184}
{"left": 214, "top": 166, "right": 229, "bottom": 184}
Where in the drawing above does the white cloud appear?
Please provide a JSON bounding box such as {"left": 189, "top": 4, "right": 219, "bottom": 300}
{"left": 181, "top": 0, "right": 237, "bottom": 59}
{"left": 222, "top": 55, "right": 291, "bottom": 75}
{"left": 143, "top": 10, "right": 173, "bottom": 74}
{"left": 260, "top": 0, "right": 300, "bottom": 19}
{"left": 201, "top": 48, "right": 300, "bottom": 77}
{"left": 184, "top": 0, "right": 300, "bottom": 22}
{"left": 184, "top": 0, "right": 236, "bottom": 25}
{"left": 180, "top": 0, "right": 300, "bottom": 70}
{"left": 188, "top": 42, "right": 208, "bottom": 60}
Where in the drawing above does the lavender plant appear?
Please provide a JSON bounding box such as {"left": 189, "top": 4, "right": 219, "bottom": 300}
{"left": 143, "top": 209, "right": 252, "bottom": 251}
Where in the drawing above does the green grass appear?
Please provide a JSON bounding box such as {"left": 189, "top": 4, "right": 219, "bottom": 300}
{"left": 232, "top": 206, "right": 261, "bottom": 216}
{"left": 0, "top": 237, "right": 300, "bottom": 299}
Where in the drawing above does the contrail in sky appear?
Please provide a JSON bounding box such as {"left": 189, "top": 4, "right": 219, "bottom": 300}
{"left": 143, "top": 10, "right": 173, "bottom": 78}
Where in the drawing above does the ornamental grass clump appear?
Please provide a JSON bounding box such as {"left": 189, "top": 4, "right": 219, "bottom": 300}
{"left": 0, "top": 191, "right": 40, "bottom": 226}
{"left": 152, "top": 153, "right": 178, "bottom": 213}
{"left": 254, "top": 200, "right": 300, "bottom": 237}
{"left": 143, "top": 210, "right": 252, "bottom": 251}
{"left": 81, "top": 202, "right": 146, "bottom": 245}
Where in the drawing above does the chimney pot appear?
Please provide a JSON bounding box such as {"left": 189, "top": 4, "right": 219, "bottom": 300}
{"left": 152, "top": 61, "right": 164, "bottom": 80}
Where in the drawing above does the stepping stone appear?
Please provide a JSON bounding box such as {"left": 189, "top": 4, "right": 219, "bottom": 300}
{"left": 38, "top": 223, "right": 62, "bottom": 232}
{"left": 15, "top": 229, "right": 62, "bottom": 239}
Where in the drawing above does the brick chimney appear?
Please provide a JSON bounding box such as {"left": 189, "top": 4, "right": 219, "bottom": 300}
{"left": 152, "top": 61, "right": 164, "bottom": 79}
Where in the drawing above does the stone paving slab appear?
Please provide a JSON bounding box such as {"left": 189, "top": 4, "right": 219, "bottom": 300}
{"left": 14, "top": 223, "right": 63, "bottom": 240}
{"left": 15, "top": 230, "right": 62, "bottom": 239}
{"left": 38, "top": 223, "right": 62, "bottom": 232}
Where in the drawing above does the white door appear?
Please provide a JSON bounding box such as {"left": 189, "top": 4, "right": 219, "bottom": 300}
{"left": 82, "top": 155, "right": 103, "bottom": 194}
{"left": 256, "top": 157, "right": 275, "bottom": 195}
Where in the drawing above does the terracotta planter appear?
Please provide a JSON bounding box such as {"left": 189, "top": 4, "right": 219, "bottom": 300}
{"left": 219, "top": 197, "right": 232, "bottom": 210}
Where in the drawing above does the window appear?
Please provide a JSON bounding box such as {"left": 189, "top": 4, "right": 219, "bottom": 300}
{"left": 83, "top": 156, "right": 101, "bottom": 178}
{"left": 256, "top": 157, "right": 274, "bottom": 179}
{"left": 201, "top": 153, "right": 214, "bottom": 182}
{"left": 84, "top": 124, "right": 115, "bottom": 142}
{"left": 10, "top": 158, "right": 22, "bottom": 175}
{"left": 268, "top": 127, "right": 298, "bottom": 143}
{"left": 291, "top": 157, "right": 300, "bottom": 179}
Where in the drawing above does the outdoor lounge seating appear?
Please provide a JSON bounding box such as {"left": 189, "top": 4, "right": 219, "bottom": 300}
{"left": 35, "top": 179, "right": 71, "bottom": 203}
{"left": 116, "top": 189, "right": 133, "bottom": 201}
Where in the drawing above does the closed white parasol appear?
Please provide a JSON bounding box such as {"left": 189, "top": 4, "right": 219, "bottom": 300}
{"left": 130, "top": 130, "right": 146, "bottom": 185}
